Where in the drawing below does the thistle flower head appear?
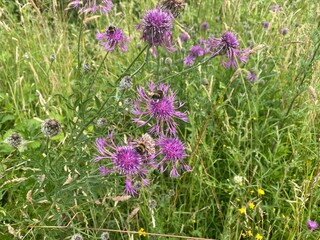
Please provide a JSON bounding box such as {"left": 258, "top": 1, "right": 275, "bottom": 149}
{"left": 137, "top": 8, "right": 175, "bottom": 57}
{"left": 119, "top": 75, "right": 133, "bottom": 90}
{"left": 71, "top": 234, "right": 83, "bottom": 240}
{"left": 131, "top": 133, "right": 156, "bottom": 158}
{"left": 41, "top": 119, "right": 61, "bottom": 137}
{"left": 247, "top": 71, "right": 257, "bottom": 83}
{"left": 201, "top": 21, "right": 209, "bottom": 31}
{"left": 207, "top": 31, "right": 249, "bottom": 69}
{"left": 95, "top": 132, "right": 152, "bottom": 195}
{"left": 132, "top": 83, "right": 188, "bottom": 136}
{"left": 307, "top": 220, "right": 318, "bottom": 231}
{"left": 101, "top": 232, "right": 110, "bottom": 240}
{"left": 157, "top": 0, "right": 185, "bottom": 18}
{"left": 5, "top": 133, "right": 23, "bottom": 148}
{"left": 97, "top": 118, "right": 107, "bottom": 128}
{"left": 183, "top": 45, "right": 205, "bottom": 66}
{"left": 179, "top": 33, "right": 189, "bottom": 42}
{"left": 156, "top": 136, "right": 191, "bottom": 177}
{"left": 96, "top": 26, "right": 129, "bottom": 52}
{"left": 70, "top": 0, "right": 113, "bottom": 14}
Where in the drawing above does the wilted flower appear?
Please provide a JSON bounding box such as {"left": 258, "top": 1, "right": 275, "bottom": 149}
{"left": 70, "top": 0, "right": 113, "bottom": 14}
{"left": 71, "top": 233, "right": 83, "bottom": 240}
{"left": 262, "top": 21, "right": 270, "bottom": 29}
{"left": 95, "top": 132, "right": 152, "bottom": 195}
{"left": 96, "top": 26, "right": 129, "bottom": 52}
{"left": 165, "top": 57, "right": 173, "bottom": 65}
{"left": 137, "top": 8, "right": 175, "bottom": 57}
{"left": 179, "top": 33, "right": 189, "bottom": 42}
{"left": 49, "top": 55, "right": 56, "bottom": 62}
{"left": 132, "top": 83, "right": 188, "bottom": 136}
{"left": 119, "top": 76, "right": 133, "bottom": 90}
{"left": 201, "top": 21, "right": 209, "bottom": 31}
{"left": 307, "top": 220, "right": 318, "bottom": 231}
{"left": 97, "top": 118, "right": 107, "bottom": 128}
{"left": 280, "top": 27, "right": 289, "bottom": 35}
{"left": 157, "top": 0, "right": 185, "bottom": 18}
{"left": 184, "top": 45, "right": 205, "bottom": 66}
{"left": 148, "top": 199, "right": 157, "bottom": 209}
{"left": 156, "top": 136, "right": 191, "bottom": 177}
{"left": 100, "top": 232, "right": 110, "bottom": 240}
{"left": 41, "top": 119, "right": 61, "bottom": 137}
{"left": 207, "top": 31, "right": 249, "bottom": 69}
{"left": 5, "top": 133, "right": 23, "bottom": 148}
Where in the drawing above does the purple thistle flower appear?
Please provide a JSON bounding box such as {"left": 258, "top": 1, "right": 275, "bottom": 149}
{"left": 95, "top": 132, "right": 152, "bottom": 195}
{"left": 137, "top": 8, "right": 175, "bottom": 57}
{"left": 184, "top": 45, "right": 205, "bottom": 66}
{"left": 269, "top": 5, "right": 281, "bottom": 12}
{"left": 132, "top": 83, "right": 188, "bottom": 136}
{"left": 207, "top": 31, "right": 249, "bottom": 69}
{"left": 70, "top": 0, "right": 113, "bottom": 14}
{"left": 200, "top": 22, "right": 209, "bottom": 31}
{"left": 179, "top": 33, "right": 189, "bottom": 42}
{"left": 96, "top": 26, "right": 129, "bottom": 52}
{"left": 247, "top": 71, "right": 257, "bottom": 83}
{"left": 156, "top": 137, "right": 191, "bottom": 177}
{"left": 307, "top": 220, "right": 318, "bottom": 231}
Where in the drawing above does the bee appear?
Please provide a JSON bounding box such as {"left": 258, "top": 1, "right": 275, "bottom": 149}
{"left": 108, "top": 26, "right": 116, "bottom": 34}
{"left": 134, "top": 143, "right": 146, "bottom": 155}
{"left": 151, "top": 90, "right": 164, "bottom": 102}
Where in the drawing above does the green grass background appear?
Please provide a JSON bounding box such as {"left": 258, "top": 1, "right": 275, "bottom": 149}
{"left": 1, "top": 0, "right": 320, "bottom": 239}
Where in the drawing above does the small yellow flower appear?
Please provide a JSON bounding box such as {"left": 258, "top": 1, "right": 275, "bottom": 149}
{"left": 255, "top": 233, "right": 263, "bottom": 239}
{"left": 138, "top": 228, "right": 146, "bottom": 237}
{"left": 192, "top": 219, "right": 196, "bottom": 223}
{"left": 257, "top": 189, "right": 265, "bottom": 195}
{"left": 238, "top": 207, "right": 246, "bottom": 214}
{"left": 249, "top": 202, "right": 255, "bottom": 209}
{"left": 247, "top": 230, "right": 253, "bottom": 236}
{"left": 241, "top": 233, "right": 246, "bottom": 237}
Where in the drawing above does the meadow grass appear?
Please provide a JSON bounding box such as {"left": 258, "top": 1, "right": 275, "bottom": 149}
{"left": 1, "top": 0, "right": 320, "bottom": 239}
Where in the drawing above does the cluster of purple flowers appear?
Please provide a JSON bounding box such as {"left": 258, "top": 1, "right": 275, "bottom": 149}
{"left": 95, "top": 82, "right": 191, "bottom": 195}
{"left": 70, "top": 0, "right": 191, "bottom": 195}
{"left": 183, "top": 31, "right": 249, "bottom": 69}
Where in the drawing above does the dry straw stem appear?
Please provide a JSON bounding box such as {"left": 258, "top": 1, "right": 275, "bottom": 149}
{"left": 26, "top": 225, "right": 216, "bottom": 239}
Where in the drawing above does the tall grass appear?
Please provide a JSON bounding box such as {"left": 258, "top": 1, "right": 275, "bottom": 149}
{"left": 1, "top": 0, "right": 320, "bottom": 239}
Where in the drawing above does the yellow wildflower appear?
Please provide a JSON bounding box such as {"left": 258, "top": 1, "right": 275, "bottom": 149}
{"left": 257, "top": 189, "right": 265, "bottom": 195}
{"left": 241, "top": 233, "right": 246, "bottom": 237}
{"left": 138, "top": 228, "right": 146, "bottom": 237}
{"left": 238, "top": 207, "right": 246, "bottom": 214}
{"left": 247, "top": 230, "right": 253, "bottom": 236}
{"left": 255, "top": 233, "right": 263, "bottom": 239}
{"left": 192, "top": 219, "right": 196, "bottom": 223}
{"left": 249, "top": 202, "right": 255, "bottom": 209}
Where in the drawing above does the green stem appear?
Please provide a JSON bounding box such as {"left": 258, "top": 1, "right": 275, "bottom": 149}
{"left": 162, "top": 56, "right": 213, "bottom": 81}
{"left": 130, "top": 46, "right": 150, "bottom": 77}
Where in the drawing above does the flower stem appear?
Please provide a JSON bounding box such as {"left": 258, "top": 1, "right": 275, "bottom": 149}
{"left": 130, "top": 46, "right": 151, "bottom": 77}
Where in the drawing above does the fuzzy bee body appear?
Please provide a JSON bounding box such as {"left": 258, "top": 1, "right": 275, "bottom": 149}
{"left": 134, "top": 143, "right": 146, "bottom": 155}
{"left": 151, "top": 90, "right": 164, "bottom": 102}
{"left": 108, "top": 26, "right": 116, "bottom": 34}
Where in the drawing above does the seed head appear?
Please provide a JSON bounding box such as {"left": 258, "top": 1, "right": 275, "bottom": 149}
{"left": 5, "top": 133, "right": 23, "bottom": 148}
{"left": 119, "top": 76, "right": 133, "bottom": 90}
{"left": 97, "top": 118, "right": 108, "bottom": 128}
{"left": 157, "top": 0, "right": 185, "bottom": 18}
{"left": 101, "top": 232, "right": 110, "bottom": 240}
{"left": 41, "top": 119, "right": 61, "bottom": 137}
{"left": 71, "top": 234, "right": 83, "bottom": 240}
